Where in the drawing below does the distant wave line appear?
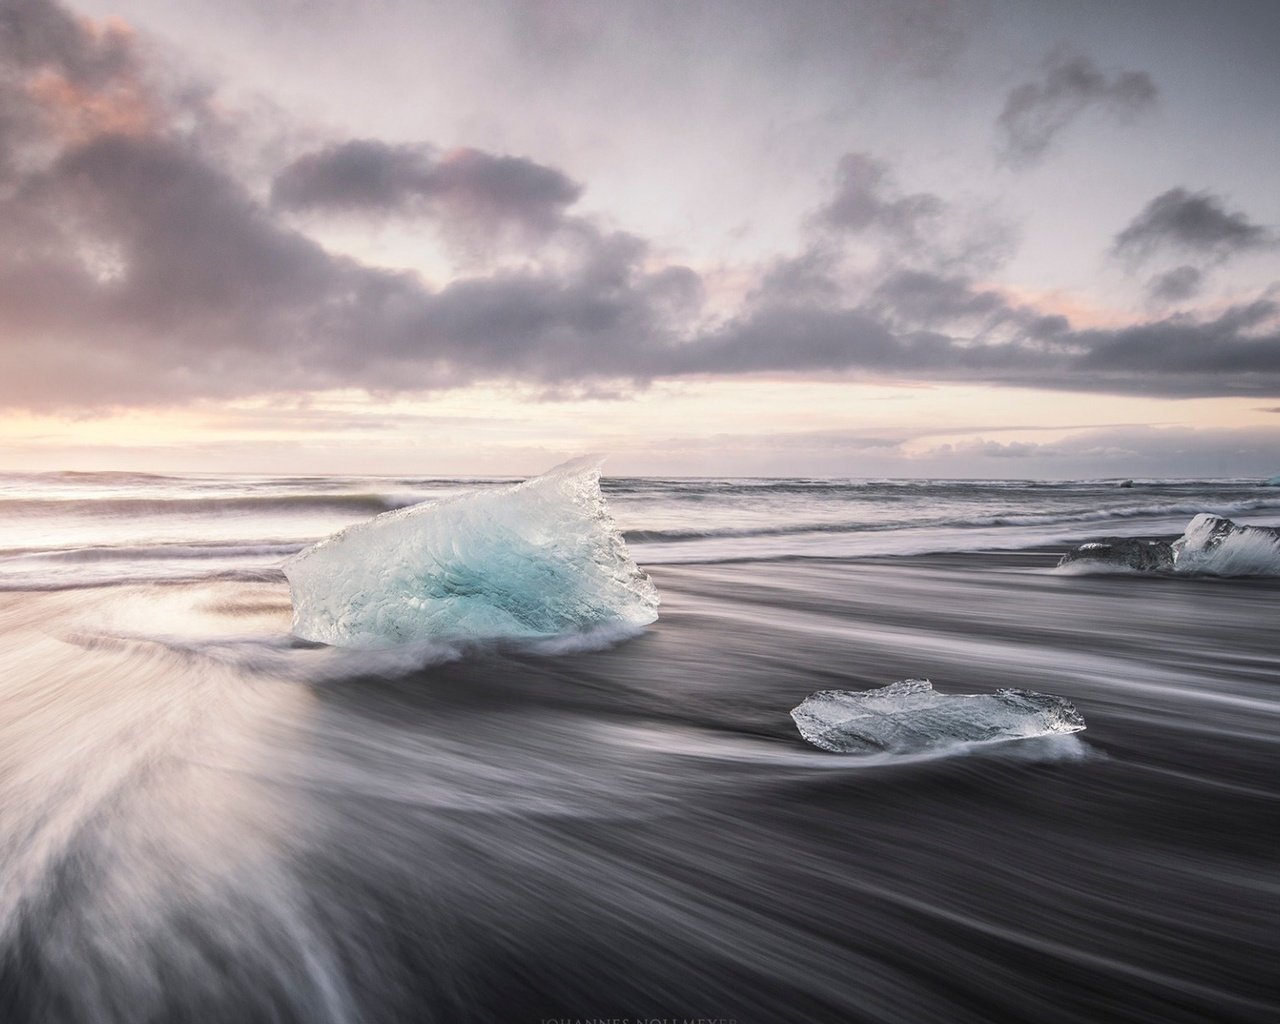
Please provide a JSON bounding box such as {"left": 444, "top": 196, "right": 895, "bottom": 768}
{"left": 0, "top": 541, "right": 307, "bottom": 564}
{"left": 0, "top": 493, "right": 427, "bottom": 516}
{"left": 623, "top": 498, "right": 1280, "bottom": 543}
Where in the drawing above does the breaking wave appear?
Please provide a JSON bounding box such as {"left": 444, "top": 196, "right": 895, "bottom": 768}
{"left": 0, "top": 493, "right": 421, "bottom": 517}
{"left": 624, "top": 497, "right": 1280, "bottom": 544}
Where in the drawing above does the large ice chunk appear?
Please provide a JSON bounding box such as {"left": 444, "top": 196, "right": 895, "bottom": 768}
{"left": 790, "top": 679, "right": 1085, "bottom": 754}
{"left": 1057, "top": 538, "right": 1174, "bottom": 573}
{"left": 1057, "top": 514, "right": 1280, "bottom": 577}
{"left": 1170, "top": 513, "right": 1280, "bottom": 576}
{"left": 283, "top": 458, "right": 659, "bottom": 647}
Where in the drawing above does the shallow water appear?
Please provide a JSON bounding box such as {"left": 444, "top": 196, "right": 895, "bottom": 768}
{"left": 4, "top": 472, "right": 1280, "bottom": 587}
{"left": 1, "top": 550, "right": 1275, "bottom": 1023}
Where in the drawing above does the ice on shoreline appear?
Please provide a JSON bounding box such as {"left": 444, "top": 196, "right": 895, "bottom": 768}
{"left": 1058, "top": 514, "right": 1280, "bottom": 576}
{"left": 1170, "top": 514, "right": 1280, "bottom": 575}
{"left": 1057, "top": 538, "right": 1174, "bottom": 573}
{"left": 283, "top": 458, "right": 659, "bottom": 647}
{"left": 790, "top": 679, "right": 1085, "bottom": 754}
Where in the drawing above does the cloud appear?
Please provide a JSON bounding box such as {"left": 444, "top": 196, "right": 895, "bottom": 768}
{"left": 1, "top": 1, "right": 1278, "bottom": 412}
{"left": 813, "top": 152, "right": 943, "bottom": 244}
{"left": 867, "top": 269, "right": 1008, "bottom": 328}
{"left": 0, "top": 133, "right": 699, "bottom": 405}
{"left": 674, "top": 284, "right": 1280, "bottom": 398}
{"left": 0, "top": 0, "right": 135, "bottom": 85}
{"left": 1145, "top": 265, "right": 1202, "bottom": 305}
{"left": 922, "top": 424, "right": 1280, "bottom": 478}
{"left": 1114, "top": 188, "right": 1271, "bottom": 263}
{"left": 271, "top": 140, "right": 583, "bottom": 235}
{"left": 805, "top": 152, "right": 1016, "bottom": 277}
{"left": 937, "top": 438, "right": 1058, "bottom": 459}
{"left": 1070, "top": 299, "right": 1280, "bottom": 389}
{"left": 996, "top": 53, "right": 1157, "bottom": 166}
{"left": 0, "top": 0, "right": 151, "bottom": 177}
{"left": 0, "top": 1, "right": 696, "bottom": 407}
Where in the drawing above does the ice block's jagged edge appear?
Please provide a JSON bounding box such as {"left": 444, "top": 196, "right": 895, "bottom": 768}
{"left": 790, "top": 679, "right": 1086, "bottom": 755}
{"left": 1169, "top": 513, "right": 1280, "bottom": 575}
{"left": 1056, "top": 537, "right": 1174, "bottom": 574}
{"left": 283, "top": 457, "right": 659, "bottom": 648}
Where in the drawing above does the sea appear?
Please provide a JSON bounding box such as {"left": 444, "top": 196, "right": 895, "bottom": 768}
{"left": 0, "top": 472, "right": 1276, "bottom": 1023}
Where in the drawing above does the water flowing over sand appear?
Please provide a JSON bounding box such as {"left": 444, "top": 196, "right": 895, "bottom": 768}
{"left": 0, "top": 472, "right": 1275, "bottom": 1023}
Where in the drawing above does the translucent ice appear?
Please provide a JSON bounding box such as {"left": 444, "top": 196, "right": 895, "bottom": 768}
{"left": 790, "top": 679, "right": 1085, "bottom": 754}
{"left": 1057, "top": 538, "right": 1174, "bottom": 573}
{"left": 1170, "top": 513, "right": 1280, "bottom": 576}
{"left": 1058, "top": 514, "right": 1280, "bottom": 576}
{"left": 283, "top": 457, "right": 659, "bottom": 647}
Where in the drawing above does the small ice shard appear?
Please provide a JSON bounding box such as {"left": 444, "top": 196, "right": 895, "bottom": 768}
{"left": 283, "top": 457, "right": 659, "bottom": 647}
{"left": 1170, "top": 513, "right": 1280, "bottom": 576}
{"left": 1263, "top": 475, "right": 1280, "bottom": 487}
{"left": 1118, "top": 479, "right": 1134, "bottom": 488}
{"left": 790, "top": 679, "right": 1085, "bottom": 754}
{"left": 1057, "top": 538, "right": 1174, "bottom": 572}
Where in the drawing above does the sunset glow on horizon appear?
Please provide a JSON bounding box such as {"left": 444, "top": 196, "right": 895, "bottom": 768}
{"left": 2, "top": 0, "right": 1278, "bottom": 476}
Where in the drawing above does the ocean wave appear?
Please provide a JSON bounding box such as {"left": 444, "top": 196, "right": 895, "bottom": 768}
{"left": 605, "top": 476, "right": 1276, "bottom": 496}
{"left": 0, "top": 567, "right": 288, "bottom": 592}
{"left": 623, "top": 497, "right": 1280, "bottom": 545}
{"left": 0, "top": 541, "right": 306, "bottom": 564}
{"left": 0, "top": 493, "right": 425, "bottom": 517}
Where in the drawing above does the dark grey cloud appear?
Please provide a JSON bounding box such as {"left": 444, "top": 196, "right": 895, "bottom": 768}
{"left": 271, "top": 140, "right": 582, "bottom": 233}
{"left": 1072, "top": 299, "right": 1280, "bottom": 387}
{"left": 671, "top": 287, "right": 1280, "bottom": 398}
{"left": 868, "top": 270, "right": 1007, "bottom": 328}
{"left": 0, "top": 0, "right": 135, "bottom": 179}
{"left": 814, "top": 152, "right": 943, "bottom": 244}
{"left": 0, "top": 133, "right": 695, "bottom": 405}
{"left": 0, "top": 0, "right": 135, "bottom": 84}
{"left": 748, "top": 248, "right": 844, "bottom": 308}
{"left": 806, "top": 152, "right": 1016, "bottom": 276}
{"left": 1145, "top": 265, "right": 1202, "bottom": 305}
{"left": 1114, "top": 188, "right": 1271, "bottom": 263}
{"left": 997, "top": 53, "right": 1157, "bottom": 166}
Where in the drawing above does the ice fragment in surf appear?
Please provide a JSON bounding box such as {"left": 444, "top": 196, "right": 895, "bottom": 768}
{"left": 1169, "top": 513, "right": 1280, "bottom": 576}
{"left": 1059, "top": 514, "right": 1280, "bottom": 577}
{"left": 1057, "top": 538, "right": 1174, "bottom": 572}
{"left": 283, "top": 457, "right": 659, "bottom": 647}
{"left": 790, "top": 679, "right": 1085, "bottom": 754}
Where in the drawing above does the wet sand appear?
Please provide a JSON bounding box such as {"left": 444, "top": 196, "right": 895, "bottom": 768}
{"left": 1, "top": 549, "right": 1276, "bottom": 1022}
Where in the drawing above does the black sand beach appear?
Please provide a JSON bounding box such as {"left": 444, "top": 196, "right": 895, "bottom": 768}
{"left": 1, "top": 549, "right": 1275, "bottom": 1023}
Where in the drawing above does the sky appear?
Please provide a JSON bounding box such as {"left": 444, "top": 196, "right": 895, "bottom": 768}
{"left": 1, "top": 0, "right": 1279, "bottom": 477}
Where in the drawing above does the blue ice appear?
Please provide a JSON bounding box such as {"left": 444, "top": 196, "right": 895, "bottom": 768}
{"left": 284, "top": 458, "right": 659, "bottom": 647}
